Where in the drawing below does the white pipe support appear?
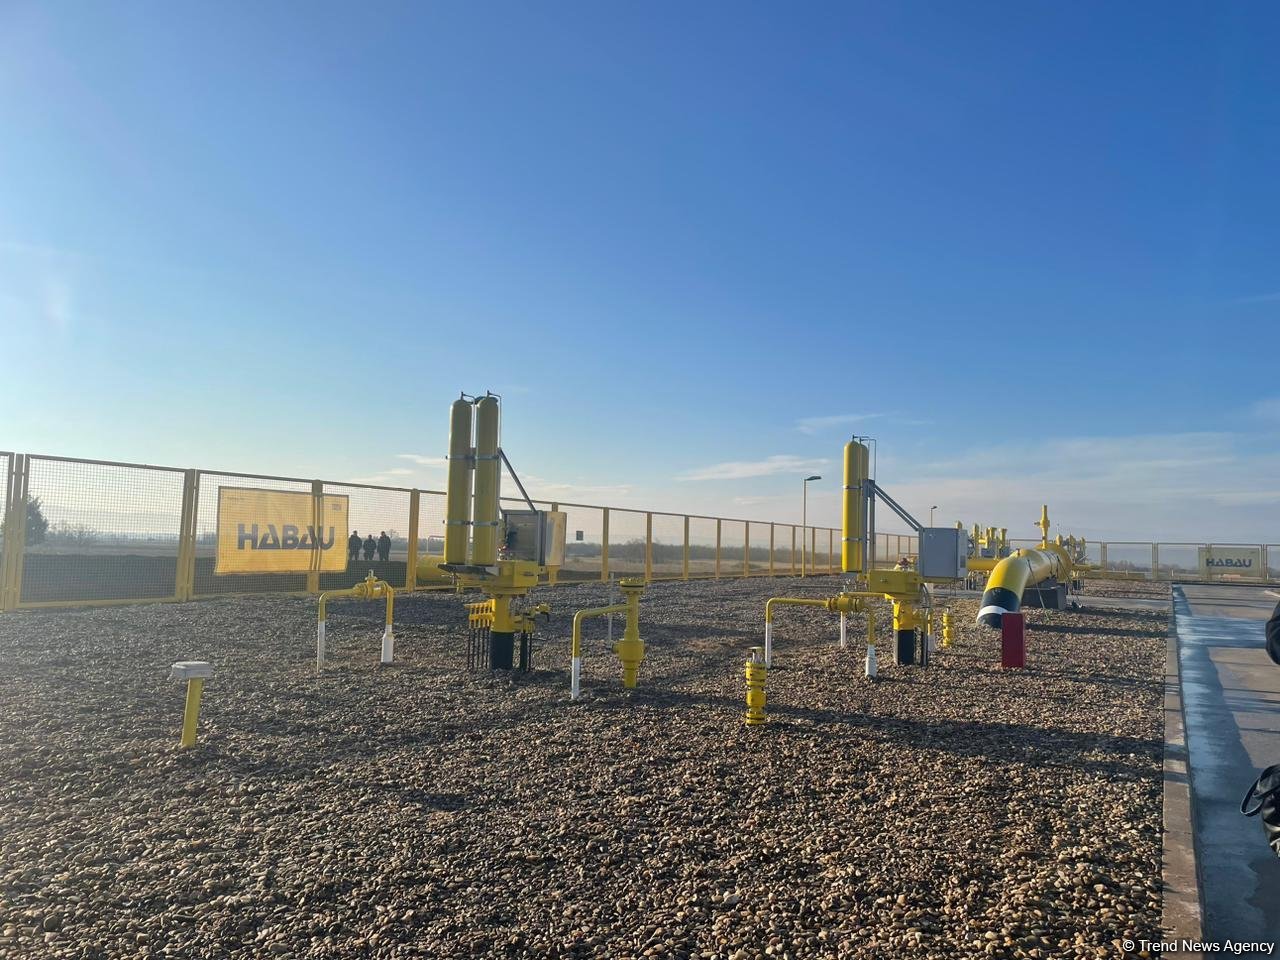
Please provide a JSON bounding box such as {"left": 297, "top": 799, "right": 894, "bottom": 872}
{"left": 380, "top": 625, "right": 394, "bottom": 665}
{"left": 316, "top": 620, "right": 326, "bottom": 672}
{"left": 571, "top": 656, "right": 582, "bottom": 701}
{"left": 764, "top": 621, "right": 773, "bottom": 668}
{"left": 839, "top": 612, "right": 847, "bottom": 649}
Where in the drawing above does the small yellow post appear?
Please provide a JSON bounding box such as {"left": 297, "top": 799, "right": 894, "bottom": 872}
{"left": 744, "top": 646, "right": 767, "bottom": 726}
{"left": 170, "top": 661, "right": 213, "bottom": 749}
{"left": 181, "top": 679, "right": 204, "bottom": 748}
{"left": 942, "top": 610, "right": 954, "bottom": 648}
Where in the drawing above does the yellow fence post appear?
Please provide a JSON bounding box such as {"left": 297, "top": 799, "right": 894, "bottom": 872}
{"left": 601, "top": 508, "right": 610, "bottom": 583}
{"left": 1100, "top": 542, "right": 1108, "bottom": 572}
{"left": 1151, "top": 543, "right": 1158, "bottom": 581}
{"left": 790, "top": 526, "right": 797, "bottom": 576}
{"left": 174, "top": 469, "right": 198, "bottom": 602}
{"left": 306, "top": 480, "right": 322, "bottom": 595}
{"left": 644, "top": 512, "right": 653, "bottom": 582}
{"left": 682, "top": 516, "right": 690, "bottom": 580}
{"left": 2, "top": 455, "right": 29, "bottom": 612}
{"left": 828, "top": 529, "right": 834, "bottom": 574}
{"left": 744, "top": 523, "right": 751, "bottom": 578}
{"left": 715, "top": 519, "right": 722, "bottom": 579}
{"left": 406, "top": 490, "right": 420, "bottom": 592}
{"left": 1, "top": 455, "right": 16, "bottom": 612}
{"left": 769, "top": 523, "right": 775, "bottom": 577}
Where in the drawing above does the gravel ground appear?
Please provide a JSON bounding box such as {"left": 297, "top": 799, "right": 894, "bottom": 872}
{"left": 1075, "top": 580, "right": 1171, "bottom": 600}
{"left": 0, "top": 575, "right": 1167, "bottom": 959}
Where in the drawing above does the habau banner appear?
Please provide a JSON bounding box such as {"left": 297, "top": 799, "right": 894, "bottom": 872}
{"left": 215, "top": 487, "right": 349, "bottom": 574}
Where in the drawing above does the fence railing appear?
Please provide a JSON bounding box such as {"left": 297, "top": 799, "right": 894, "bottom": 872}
{"left": 6, "top": 452, "right": 1271, "bottom": 612}
{"left": 0, "top": 452, "right": 907, "bottom": 611}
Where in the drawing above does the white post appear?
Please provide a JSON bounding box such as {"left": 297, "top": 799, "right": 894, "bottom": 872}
{"left": 316, "top": 620, "right": 326, "bottom": 672}
{"left": 764, "top": 621, "right": 773, "bottom": 668}
{"left": 571, "top": 656, "right": 582, "bottom": 701}
{"left": 839, "top": 612, "right": 847, "bottom": 649}
{"left": 380, "top": 625, "right": 394, "bottom": 665}
{"left": 864, "top": 644, "right": 878, "bottom": 678}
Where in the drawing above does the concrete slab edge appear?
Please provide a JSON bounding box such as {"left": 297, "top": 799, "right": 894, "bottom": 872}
{"left": 1162, "top": 586, "right": 1204, "bottom": 957}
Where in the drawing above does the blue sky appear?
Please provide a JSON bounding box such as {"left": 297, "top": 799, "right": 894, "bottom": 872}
{"left": 2, "top": 1, "right": 1279, "bottom": 542}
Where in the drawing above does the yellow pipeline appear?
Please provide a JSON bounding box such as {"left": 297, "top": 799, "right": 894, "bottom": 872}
{"left": 444, "top": 398, "right": 474, "bottom": 565}
{"left": 569, "top": 579, "right": 644, "bottom": 699}
{"left": 841, "top": 440, "right": 869, "bottom": 574}
{"left": 763, "top": 593, "right": 865, "bottom": 667}
{"left": 317, "top": 572, "right": 396, "bottom": 669}
{"left": 975, "top": 546, "right": 1069, "bottom": 628}
{"left": 471, "top": 396, "right": 501, "bottom": 566}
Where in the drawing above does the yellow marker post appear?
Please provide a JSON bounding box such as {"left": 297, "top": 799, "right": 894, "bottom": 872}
{"left": 744, "top": 647, "right": 767, "bottom": 726}
{"left": 169, "top": 661, "right": 213, "bottom": 749}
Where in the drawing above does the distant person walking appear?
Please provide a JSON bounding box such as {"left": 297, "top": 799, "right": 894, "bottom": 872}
{"left": 348, "top": 531, "right": 361, "bottom": 563}
{"left": 363, "top": 534, "right": 376, "bottom": 562}
{"left": 377, "top": 531, "right": 391, "bottom": 563}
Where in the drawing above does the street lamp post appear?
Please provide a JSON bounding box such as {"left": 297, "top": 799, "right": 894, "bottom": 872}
{"left": 802, "top": 475, "right": 822, "bottom": 576}
{"left": 930, "top": 505, "right": 938, "bottom": 527}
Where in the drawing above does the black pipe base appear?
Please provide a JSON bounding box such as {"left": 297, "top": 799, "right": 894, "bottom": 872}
{"left": 896, "top": 629, "right": 916, "bottom": 665}
{"left": 490, "top": 630, "right": 515, "bottom": 670}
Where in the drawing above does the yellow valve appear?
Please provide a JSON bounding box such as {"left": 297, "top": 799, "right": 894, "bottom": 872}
{"left": 613, "top": 579, "right": 645, "bottom": 689}
{"left": 744, "top": 647, "right": 767, "bottom": 726}
{"left": 570, "top": 580, "right": 645, "bottom": 699}
{"left": 892, "top": 600, "right": 920, "bottom": 633}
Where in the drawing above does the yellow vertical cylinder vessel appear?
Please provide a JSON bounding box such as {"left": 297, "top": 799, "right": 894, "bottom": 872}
{"left": 471, "top": 396, "right": 501, "bottom": 566}
{"left": 444, "top": 399, "right": 474, "bottom": 565}
{"left": 841, "top": 440, "right": 869, "bottom": 574}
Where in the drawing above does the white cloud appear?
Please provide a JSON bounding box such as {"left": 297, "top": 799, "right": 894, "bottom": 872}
{"left": 880, "top": 431, "right": 1280, "bottom": 541}
{"left": 677, "top": 455, "right": 830, "bottom": 482}
{"left": 1252, "top": 398, "right": 1280, "bottom": 422}
{"left": 395, "top": 453, "right": 446, "bottom": 469}
{"left": 795, "top": 413, "right": 881, "bottom": 435}
{"left": 520, "top": 475, "right": 633, "bottom": 503}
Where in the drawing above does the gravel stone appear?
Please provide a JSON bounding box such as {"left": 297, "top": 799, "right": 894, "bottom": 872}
{"left": 0, "top": 576, "right": 1167, "bottom": 958}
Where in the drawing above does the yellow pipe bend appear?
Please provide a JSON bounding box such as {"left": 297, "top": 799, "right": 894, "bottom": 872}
{"left": 976, "top": 547, "right": 1069, "bottom": 628}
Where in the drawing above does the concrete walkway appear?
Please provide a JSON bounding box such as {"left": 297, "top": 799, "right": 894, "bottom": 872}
{"left": 1175, "top": 584, "right": 1280, "bottom": 948}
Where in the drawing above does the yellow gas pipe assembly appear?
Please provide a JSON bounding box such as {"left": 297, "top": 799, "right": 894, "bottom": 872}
{"left": 976, "top": 506, "right": 1074, "bottom": 628}
{"left": 316, "top": 571, "right": 395, "bottom": 671}
{"left": 439, "top": 392, "right": 567, "bottom": 672}
{"left": 762, "top": 593, "right": 865, "bottom": 668}
{"left": 569, "top": 579, "right": 645, "bottom": 700}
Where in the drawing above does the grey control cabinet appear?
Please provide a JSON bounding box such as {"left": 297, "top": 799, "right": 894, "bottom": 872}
{"left": 918, "top": 527, "right": 968, "bottom": 580}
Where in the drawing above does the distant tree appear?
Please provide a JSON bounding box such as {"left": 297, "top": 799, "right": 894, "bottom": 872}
{"left": 48, "top": 522, "right": 100, "bottom": 547}
{"left": 24, "top": 496, "right": 48, "bottom": 546}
